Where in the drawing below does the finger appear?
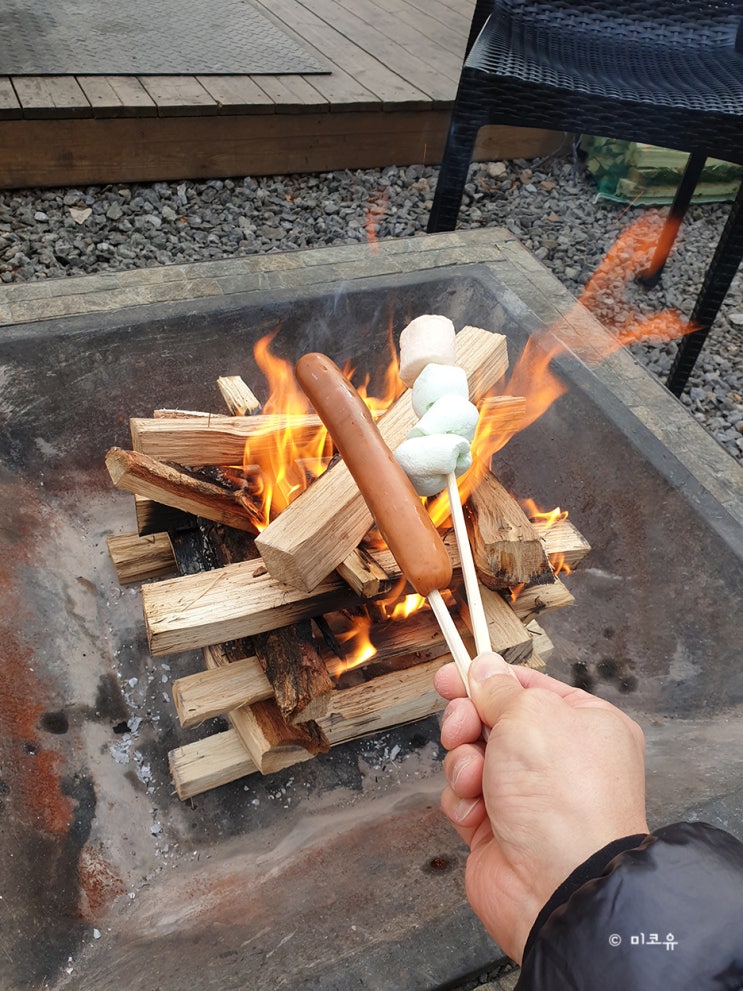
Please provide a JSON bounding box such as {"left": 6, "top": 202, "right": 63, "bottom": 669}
{"left": 443, "top": 743, "right": 486, "bottom": 799}
{"left": 440, "top": 785, "right": 487, "bottom": 846}
{"left": 466, "top": 652, "right": 523, "bottom": 727}
{"left": 434, "top": 662, "right": 467, "bottom": 701}
{"left": 440, "top": 697, "right": 484, "bottom": 750}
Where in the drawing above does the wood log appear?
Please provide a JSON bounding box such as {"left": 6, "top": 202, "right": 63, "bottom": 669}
{"left": 532, "top": 517, "right": 591, "bottom": 571}
{"left": 107, "top": 531, "right": 177, "bottom": 583}
{"left": 142, "top": 557, "right": 357, "bottom": 656}
{"left": 173, "top": 656, "right": 273, "bottom": 728}
{"left": 525, "top": 620, "right": 554, "bottom": 659}
{"left": 454, "top": 585, "right": 533, "bottom": 664}
{"left": 131, "top": 411, "right": 351, "bottom": 465}
{"left": 252, "top": 620, "right": 334, "bottom": 724}
{"left": 336, "top": 545, "right": 396, "bottom": 598}
{"left": 216, "top": 375, "right": 261, "bottom": 416}
{"left": 169, "top": 654, "right": 450, "bottom": 798}
{"left": 202, "top": 641, "right": 326, "bottom": 770}
{"left": 255, "top": 326, "right": 509, "bottom": 592}
{"left": 169, "top": 727, "right": 259, "bottom": 799}
{"left": 106, "top": 447, "right": 257, "bottom": 532}
{"left": 467, "top": 463, "right": 553, "bottom": 588}
{"left": 134, "top": 495, "right": 194, "bottom": 536}
{"left": 508, "top": 576, "right": 574, "bottom": 623}
{"left": 233, "top": 699, "right": 330, "bottom": 774}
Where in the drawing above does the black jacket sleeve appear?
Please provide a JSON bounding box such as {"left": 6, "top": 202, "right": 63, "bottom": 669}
{"left": 516, "top": 822, "right": 743, "bottom": 991}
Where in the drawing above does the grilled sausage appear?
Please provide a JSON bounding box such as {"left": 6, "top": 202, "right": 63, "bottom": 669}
{"left": 295, "top": 352, "right": 453, "bottom": 596}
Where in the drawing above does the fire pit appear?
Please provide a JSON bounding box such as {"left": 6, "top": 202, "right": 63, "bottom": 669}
{"left": 1, "top": 228, "right": 742, "bottom": 991}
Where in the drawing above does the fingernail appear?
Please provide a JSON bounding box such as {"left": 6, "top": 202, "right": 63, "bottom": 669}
{"left": 453, "top": 797, "right": 479, "bottom": 823}
{"left": 451, "top": 756, "right": 471, "bottom": 790}
{"left": 470, "top": 652, "right": 510, "bottom": 684}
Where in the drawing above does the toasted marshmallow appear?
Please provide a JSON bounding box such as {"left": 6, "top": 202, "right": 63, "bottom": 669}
{"left": 394, "top": 434, "right": 472, "bottom": 496}
{"left": 408, "top": 394, "right": 479, "bottom": 443}
{"left": 412, "top": 363, "right": 469, "bottom": 417}
{"left": 398, "top": 315, "right": 456, "bottom": 387}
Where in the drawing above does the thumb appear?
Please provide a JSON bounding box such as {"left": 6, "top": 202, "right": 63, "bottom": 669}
{"left": 467, "top": 652, "right": 523, "bottom": 728}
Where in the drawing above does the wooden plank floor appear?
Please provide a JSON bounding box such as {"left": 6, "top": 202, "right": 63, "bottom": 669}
{"left": 0, "top": 0, "right": 562, "bottom": 188}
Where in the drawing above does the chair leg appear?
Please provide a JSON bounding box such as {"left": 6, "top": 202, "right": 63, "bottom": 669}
{"left": 666, "top": 178, "right": 743, "bottom": 396}
{"left": 428, "top": 92, "right": 483, "bottom": 233}
{"left": 636, "top": 151, "right": 707, "bottom": 289}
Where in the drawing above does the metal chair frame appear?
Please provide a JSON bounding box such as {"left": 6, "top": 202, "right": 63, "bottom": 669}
{"left": 428, "top": 0, "right": 743, "bottom": 395}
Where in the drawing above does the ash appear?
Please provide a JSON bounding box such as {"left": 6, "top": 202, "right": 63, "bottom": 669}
{"left": 0, "top": 154, "right": 741, "bottom": 461}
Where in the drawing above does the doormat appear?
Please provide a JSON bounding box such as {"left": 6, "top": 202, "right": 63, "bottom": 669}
{"left": 0, "top": 0, "right": 329, "bottom": 75}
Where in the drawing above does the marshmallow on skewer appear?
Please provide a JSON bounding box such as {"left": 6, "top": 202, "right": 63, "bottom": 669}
{"left": 398, "top": 315, "right": 456, "bottom": 387}
{"left": 412, "top": 363, "right": 469, "bottom": 418}
{"left": 394, "top": 433, "right": 472, "bottom": 497}
{"left": 408, "top": 394, "right": 480, "bottom": 444}
{"left": 398, "top": 314, "right": 493, "bottom": 658}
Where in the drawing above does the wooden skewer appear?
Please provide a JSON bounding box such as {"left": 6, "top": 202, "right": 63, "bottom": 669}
{"left": 427, "top": 588, "right": 472, "bottom": 685}
{"left": 446, "top": 471, "right": 492, "bottom": 656}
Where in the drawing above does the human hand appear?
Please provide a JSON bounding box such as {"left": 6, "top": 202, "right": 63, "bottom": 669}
{"left": 435, "top": 653, "right": 648, "bottom": 963}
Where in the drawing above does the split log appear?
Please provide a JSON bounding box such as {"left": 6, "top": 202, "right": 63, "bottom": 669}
{"left": 252, "top": 620, "right": 334, "bottom": 724}
{"left": 216, "top": 375, "right": 261, "bottom": 416}
{"left": 169, "top": 728, "right": 259, "bottom": 799}
{"left": 202, "top": 641, "right": 327, "bottom": 771}
{"left": 336, "top": 545, "right": 396, "bottom": 598}
{"left": 131, "top": 412, "right": 349, "bottom": 465}
{"left": 255, "top": 326, "right": 509, "bottom": 592}
{"left": 131, "top": 397, "right": 524, "bottom": 469}
{"left": 173, "top": 656, "right": 273, "bottom": 728}
{"left": 525, "top": 620, "right": 554, "bottom": 659}
{"left": 169, "top": 654, "right": 450, "bottom": 798}
{"left": 107, "top": 532, "right": 177, "bottom": 584}
{"left": 135, "top": 495, "right": 194, "bottom": 536}
{"left": 454, "top": 585, "right": 534, "bottom": 664}
{"left": 467, "top": 463, "right": 553, "bottom": 588}
{"left": 508, "top": 576, "right": 574, "bottom": 623}
{"left": 142, "top": 557, "right": 357, "bottom": 656}
{"left": 533, "top": 517, "right": 591, "bottom": 571}
{"left": 232, "top": 699, "right": 329, "bottom": 774}
{"left": 106, "top": 448, "right": 257, "bottom": 532}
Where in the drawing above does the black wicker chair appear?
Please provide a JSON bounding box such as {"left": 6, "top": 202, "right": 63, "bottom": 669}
{"left": 428, "top": 0, "right": 743, "bottom": 395}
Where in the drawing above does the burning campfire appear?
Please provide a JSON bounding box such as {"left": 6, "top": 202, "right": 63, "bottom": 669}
{"left": 105, "top": 319, "right": 592, "bottom": 800}
{"left": 104, "top": 233, "right": 695, "bottom": 800}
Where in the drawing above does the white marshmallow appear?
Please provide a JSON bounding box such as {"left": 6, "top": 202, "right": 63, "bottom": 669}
{"left": 412, "top": 363, "right": 469, "bottom": 417}
{"left": 398, "top": 315, "right": 456, "bottom": 387}
{"left": 408, "top": 394, "right": 480, "bottom": 443}
{"left": 394, "top": 434, "right": 472, "bottom": 496}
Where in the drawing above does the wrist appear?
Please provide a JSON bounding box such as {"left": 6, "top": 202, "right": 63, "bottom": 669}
{"left": 520, "top": 831, "right": 650, "bottom": 964}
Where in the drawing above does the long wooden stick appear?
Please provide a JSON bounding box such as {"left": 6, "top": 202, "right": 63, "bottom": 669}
{"left": 427, "top": 589, "right": 471, "bottom": 685}
{"left": 445, "top": 471, "right": 491, "bottom": 656}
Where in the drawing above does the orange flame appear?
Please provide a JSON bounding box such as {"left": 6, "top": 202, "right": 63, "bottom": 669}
{"left": 334, "top": 611, "right": 377, "bottom": 674}
{"left": 521, "top": 498, "right": 572, "bottom": 576}
{"left": 242, "top": 326, "right": 402, "bottom": 529}
{"left": 452, "top": 215, "right": 698, "bottom": 477}
{"left": 520, "top": 498, "right": 569, "bottom": 528}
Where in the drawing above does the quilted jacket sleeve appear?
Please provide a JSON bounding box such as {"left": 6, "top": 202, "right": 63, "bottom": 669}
{"left": 516, "top": 822, "right": 743, "bottom": 991}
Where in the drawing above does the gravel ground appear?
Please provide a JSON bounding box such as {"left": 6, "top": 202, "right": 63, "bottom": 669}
{"left": 0, "top": 151, "right": 742, "bottom": 463}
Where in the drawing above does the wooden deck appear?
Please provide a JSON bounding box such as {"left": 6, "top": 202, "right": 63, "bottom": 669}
{"left": 0, "top": 0, "right": 561, "bottom": 189}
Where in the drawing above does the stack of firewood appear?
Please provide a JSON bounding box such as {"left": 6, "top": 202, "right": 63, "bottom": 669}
{"left": 106, "top": 326, "right": 590, "bottom": 799}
